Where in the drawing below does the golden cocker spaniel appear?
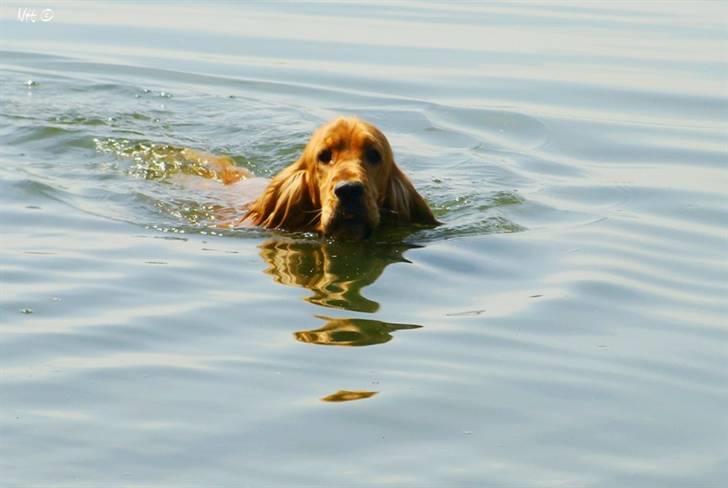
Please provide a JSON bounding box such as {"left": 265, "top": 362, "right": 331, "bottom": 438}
{"left": 189, "top": 116, "right": 439, "bottom": 239}
{"left": 182, "top": 117, "right": 439, "bottom": 240}
{"left": 244, "top": 116, "right": 439, "bottom": 238}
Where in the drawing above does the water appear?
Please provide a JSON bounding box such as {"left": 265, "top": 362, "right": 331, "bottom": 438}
{"left": 1, "top": 2, "right": 727, "bottom": 486}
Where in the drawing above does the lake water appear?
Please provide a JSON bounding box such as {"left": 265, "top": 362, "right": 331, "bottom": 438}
{"left": 1, "top": 2, "right": 727, "bottom": 486}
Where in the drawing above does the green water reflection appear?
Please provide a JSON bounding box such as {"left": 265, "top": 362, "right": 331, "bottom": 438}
{"left": 295, "top": 315, "right": 422, "bottom": 347}
{"left": 258, "top": 237, "right": 418, "bottom": 313}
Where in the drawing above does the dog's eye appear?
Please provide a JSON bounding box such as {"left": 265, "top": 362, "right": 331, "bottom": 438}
{"left": 365, "top": 148, "right": 381, "bottom": 164}
{"left": 318, "top": 149, "right": 332, "bottom": 164}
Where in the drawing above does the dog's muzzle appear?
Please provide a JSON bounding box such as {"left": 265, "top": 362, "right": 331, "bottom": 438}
{"left": 328, "top": 180, "right": 372, "bottom": 239}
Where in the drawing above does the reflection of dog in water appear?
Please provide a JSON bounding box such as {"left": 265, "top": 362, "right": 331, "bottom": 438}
{"left": 295, "top": 315, "right": 422, "bottom": 347}
{"left": 321, "top": 390, "right": 378, "bottom": 402}
{"left": 258, "top": 238, "right": 418, "bottom": 313}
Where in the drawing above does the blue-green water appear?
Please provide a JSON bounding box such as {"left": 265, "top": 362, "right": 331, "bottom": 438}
{"left": 1, "top": 2, "right": 727, "bottom": 486}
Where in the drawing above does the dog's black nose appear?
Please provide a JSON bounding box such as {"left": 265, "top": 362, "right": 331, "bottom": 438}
{"left": 334, "top": 181, "right": 365, "bottom": 201}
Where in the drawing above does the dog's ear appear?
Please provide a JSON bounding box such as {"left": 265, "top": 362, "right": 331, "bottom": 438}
{"left": 383, "top": 163, "right": 440, "bottom": 226}
{"left": 245, "top": 159, "right": 318, "bottom": 230}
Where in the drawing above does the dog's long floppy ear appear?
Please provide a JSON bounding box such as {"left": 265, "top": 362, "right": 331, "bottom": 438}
{"left": 245, "top": 159, "right": 319, "bottom": 230}
{"left": 383, "top": 164, "right": 440, "bottom": 226}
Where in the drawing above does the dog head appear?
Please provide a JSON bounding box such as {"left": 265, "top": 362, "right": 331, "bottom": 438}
{"left": 245, "top": 117, "right": 439, "bottom": 239}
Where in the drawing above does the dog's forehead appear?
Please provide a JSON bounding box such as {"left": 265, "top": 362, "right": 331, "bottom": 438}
{"left": 318, "top": 118, "right": 378, "bottom": 150}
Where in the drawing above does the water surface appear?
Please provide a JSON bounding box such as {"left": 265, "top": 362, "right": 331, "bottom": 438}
{"left": 1, "top": 2, "right": 727, "bottom": 486}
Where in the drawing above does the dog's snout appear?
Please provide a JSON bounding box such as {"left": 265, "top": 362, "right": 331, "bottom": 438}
{"left": 334, "top": 180, "right": 365, "bottom": 201}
